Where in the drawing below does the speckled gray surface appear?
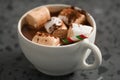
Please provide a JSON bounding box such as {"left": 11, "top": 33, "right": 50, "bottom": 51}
{"left": 0, "top": 0, "right": 120, "bottom": 80}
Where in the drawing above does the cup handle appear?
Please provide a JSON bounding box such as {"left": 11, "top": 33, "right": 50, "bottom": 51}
{"left": 76, "top": 39, "right": 102, "bottom": 70}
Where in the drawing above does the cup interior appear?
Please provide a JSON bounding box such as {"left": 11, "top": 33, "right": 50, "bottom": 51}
{"left": 18, "top": 4, "right": 96, "bottom": 47}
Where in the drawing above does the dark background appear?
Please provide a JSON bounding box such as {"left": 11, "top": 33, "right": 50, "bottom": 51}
{"left": 0, "top": 0, "right": 120, "bottom": 80}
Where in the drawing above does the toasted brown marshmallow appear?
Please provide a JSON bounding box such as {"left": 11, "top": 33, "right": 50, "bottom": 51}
{"left": 32, "top": 32, "right": 60, "bottom": 46}
{"left": 58, "top": 8, "right": 86, "bottom": 25}
{"left": 52, "top": 22, "right": 68, "bottom": 39}
{"left": 26, "top": 7, "right": 50, "bottom": 29}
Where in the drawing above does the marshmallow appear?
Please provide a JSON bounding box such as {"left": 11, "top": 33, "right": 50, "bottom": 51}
{"left": 44, "top": 17, "right": 65, "bottom": 33}
{"left": 58, "top": 8, "right": 86, "bottom": 25}
{"left": 58, "top": 15, "right": 68, "bottom": 25}
{"left": 52, "top": 29, "right": 67, "bottom": 39}
{"left": 26, "top": 7, "right": 50, "bottom": 29}
{"left": 52, "top": 19, "right": 68, "bottom": 39}
{"left": 32, "top": 32, "right": 60, "bottom": 46}
{"left": 67, "top": 23, "right": 93, "bottom": 37}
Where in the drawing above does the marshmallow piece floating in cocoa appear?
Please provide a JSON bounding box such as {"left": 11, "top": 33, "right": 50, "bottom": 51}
{"left": 26, "top": 7, "right": 50, "bottom": 29}
{"left": 67, "top": 23, "right": 93, "bottom": 38}
{"left": 58, "top": 8, "right": 86, "bottom": 25}
{"left": 44, "top": 17, "right": 67, "bottom": 34}
{"left": 52, "top": 23, "right": 68, "bottom": 39}
{"left": 32, "top": 32, "right": 60, "bottom": 46}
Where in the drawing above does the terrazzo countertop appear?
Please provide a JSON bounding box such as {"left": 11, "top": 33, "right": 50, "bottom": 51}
{"left": 0, "top": 0, "right": 120, "bottom": 80}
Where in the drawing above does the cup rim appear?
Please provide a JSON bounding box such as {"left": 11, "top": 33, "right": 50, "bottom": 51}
{"left": 18, "top": 4, "right": 96, "bottom": 48}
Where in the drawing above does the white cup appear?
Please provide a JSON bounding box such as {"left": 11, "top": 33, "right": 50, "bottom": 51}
{"left": 18, "top": 4, "right": 102, "bottom": 76}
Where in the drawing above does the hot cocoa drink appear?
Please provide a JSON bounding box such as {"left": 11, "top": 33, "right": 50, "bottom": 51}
{"left": 22, "top": 6, "right": 93, "bottom": 46}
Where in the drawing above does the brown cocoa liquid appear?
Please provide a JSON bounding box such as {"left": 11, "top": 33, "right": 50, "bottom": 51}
{"left": 22, "top": 24, "right": 37, "bottom": 40}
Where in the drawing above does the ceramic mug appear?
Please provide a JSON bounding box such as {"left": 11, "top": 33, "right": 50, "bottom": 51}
{"left": 18, "top": 4, "right": 102, "bottom": 76}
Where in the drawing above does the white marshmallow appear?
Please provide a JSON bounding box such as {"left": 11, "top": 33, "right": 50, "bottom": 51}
{"left": 68, "top": 23, "right": 93, "bottom": 37}
{"left": 44, "top": 17, "right": 62, "bottom": 33}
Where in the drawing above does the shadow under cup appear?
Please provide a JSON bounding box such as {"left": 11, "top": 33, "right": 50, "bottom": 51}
{"left": 18, "top": 4, "right": 101, "bottom": 76}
